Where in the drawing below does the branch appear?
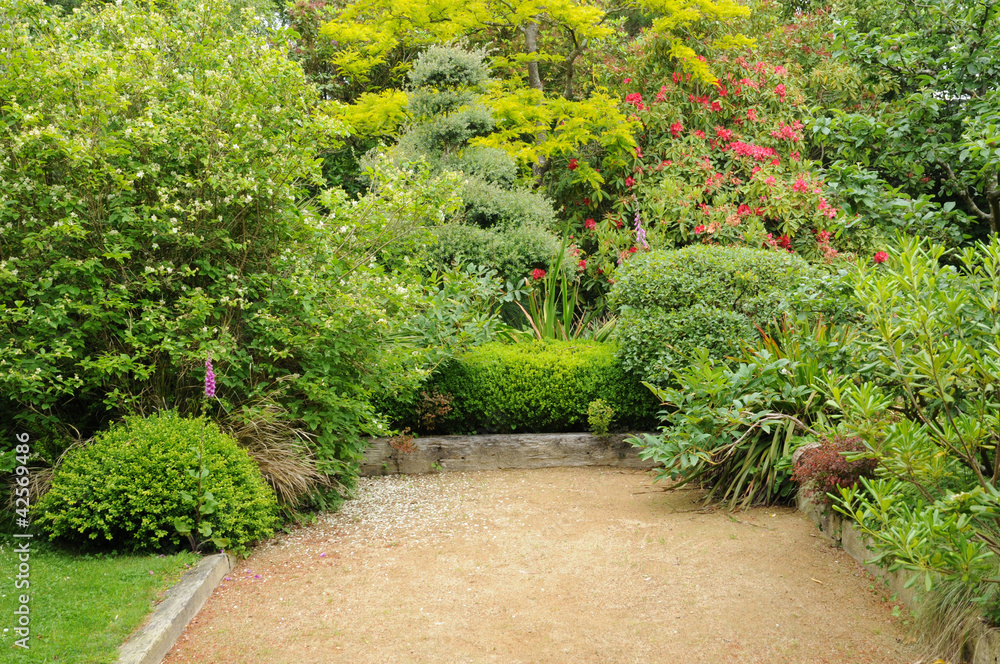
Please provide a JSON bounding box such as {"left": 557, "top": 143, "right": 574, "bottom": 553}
{"left": 940, "top": 160, "right": 991, "bottom": 222}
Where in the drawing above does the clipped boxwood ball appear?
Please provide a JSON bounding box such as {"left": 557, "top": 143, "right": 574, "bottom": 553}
{"left": 34, "top": 410, "right": 279, "bottom": 552}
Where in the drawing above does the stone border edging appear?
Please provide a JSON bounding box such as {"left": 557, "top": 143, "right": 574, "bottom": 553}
{"left": 797, "top": 491, "right": 1000, "bottom": 663}
{"left": 118, "top": 552, "right": 235, "bottom": 664}
{"left": 360, "top": 432, "right": 656, "bottom": 476}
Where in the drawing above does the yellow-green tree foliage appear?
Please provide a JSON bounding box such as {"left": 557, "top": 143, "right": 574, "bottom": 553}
{"left": 319, "top": 0, "right": 752, "bottom": 169}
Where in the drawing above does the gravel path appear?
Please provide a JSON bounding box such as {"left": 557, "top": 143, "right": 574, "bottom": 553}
{"left": 165, "top": 467, "right": 917, "bottom": 663}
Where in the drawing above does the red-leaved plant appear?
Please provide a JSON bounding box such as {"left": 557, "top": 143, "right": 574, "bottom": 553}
{"left": 791, "top": 435, "right": 879, "bottom": 506}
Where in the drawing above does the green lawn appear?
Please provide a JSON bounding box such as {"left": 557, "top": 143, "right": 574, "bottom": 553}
{"left": 0, "top": 536, "right": 199, "bottom": 663}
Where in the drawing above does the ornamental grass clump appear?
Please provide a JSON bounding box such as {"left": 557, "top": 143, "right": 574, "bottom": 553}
{"left": 34, "top": 411, "right": 279, "bottom": 554}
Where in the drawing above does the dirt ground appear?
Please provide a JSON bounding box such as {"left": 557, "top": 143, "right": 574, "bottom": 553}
{"left": 165, "top": 467, "right": 918, "bottom": 664}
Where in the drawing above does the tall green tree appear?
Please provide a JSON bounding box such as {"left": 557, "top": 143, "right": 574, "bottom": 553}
{"left": 819, "top": 0, "right": 1000, "bottom": 237}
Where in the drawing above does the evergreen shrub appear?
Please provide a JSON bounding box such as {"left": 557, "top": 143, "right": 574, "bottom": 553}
{"left": 417, "top": 340, "right": 657, "bottom": 434}
{"left": 427, "top": 223, "right": 563, "bottom": 287}
{"left": 611, "top": 245, "right": 811, "bottom": 382}
{"left": 34, "top": 411, "right": 279, "bottom": 553}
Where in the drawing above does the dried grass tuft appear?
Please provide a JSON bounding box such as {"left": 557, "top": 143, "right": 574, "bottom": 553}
{"left": 223, "top": 401, "right": 335, "bottom": 506}
{"left": 6, "top": 438, "right": 84, "bottom": 510}
{"left": 913, "top": 582, "right": 997, "bottom": 663}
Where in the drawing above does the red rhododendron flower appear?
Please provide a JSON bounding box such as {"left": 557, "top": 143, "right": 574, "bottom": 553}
{"left": 747, "top": 108, "right": 759, "bottom": 122}
{"left": 625, "top": 176, "right": 635, "bottom": 188}
{"left": 694, "top": 129, "right": 705, "bottom": 139}
{"left": 655, "top": 85, "right": 667, "bottom": 103}
{"left": 792, "top": 178, "right": 808, "bottom": 192}
{"left": 583, "top": 198, "right": 591, "bottom": 206}
{"left": 531, "top": 268, "right": 546, "bottom": 281}
{"left": 770, "top": 120, "right": 803, "bottom": 142}
{"left": 670, "top": 122, "right": 684, "bottom": 137}
{"left": 584, "top": 218, "right": 597, "bottom": 230}
{"left": 568, "top": 158, "right": 578, "bottom": 170}
{"left": 715, "top": 126, "right": 733, "bottom": 141}
{"left": 873, "top": 251, "right": 888, "bottom": 264}
{"left": 578, "top": 259, "right": 587, "bottom": 270}
{"left": 625, "top": 92, "right": 644, "bottom": 109}
{"left": 628, "top": 246, "right": 638, "bottom": 254}
{"left": 624, "top": 77, "right": 631, "bottom": 84}
{"left": 694, "top": 225, "right": 706, "bottom": 234}
{"left": 729, "top": 141, "right": 777, "bottom": 161}
{"left": 775, "top": 83, "right": 787, "bottom": 101}
{"left": 710, "top": 101, "right": 722, "bottom": 112}
{"left": 737, "top": 204, "right": 752, "bottom": 216}
{"left": 672, "top": 72, "right": 682, "bottom": 84}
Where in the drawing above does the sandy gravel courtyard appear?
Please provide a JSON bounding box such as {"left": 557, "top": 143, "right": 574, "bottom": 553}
{"left": 165, "top": 467, "right": 917, "bottom": 664}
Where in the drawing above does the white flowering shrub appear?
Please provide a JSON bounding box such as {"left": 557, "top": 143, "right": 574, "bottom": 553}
{"left": 0, "top": 0, "right": 457, "bottom": 482}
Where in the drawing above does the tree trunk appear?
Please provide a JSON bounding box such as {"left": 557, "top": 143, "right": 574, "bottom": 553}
{"left": 563, "top": 39, "right": 587, "bottom": 100}
{"left": 524, "top": 21, "right": 543, "bottom": 92}
{"left": 522, "top": 20, "right": 547, "bottom": 178}
{"left": 988, "top": 171, "right": 999, "bottom": 235}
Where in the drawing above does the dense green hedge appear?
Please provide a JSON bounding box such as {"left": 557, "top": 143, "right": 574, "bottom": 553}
{"left": 611, "top": 245, "right": 811, "bottom": 383}
{"left": 395, "top": 340, "right": 658, "bottom": 434}
{"left": 34, "top": 411, "right": 279, "bottom": 553}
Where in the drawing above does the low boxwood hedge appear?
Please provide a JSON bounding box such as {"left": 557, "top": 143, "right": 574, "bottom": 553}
{"left": 392, "top": 340, "right": 658, "bottom": 434}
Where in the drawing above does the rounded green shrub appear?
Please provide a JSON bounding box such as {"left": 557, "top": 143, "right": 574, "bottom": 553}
{"left": 421, "top": 340, "right": 658, "bottom": 433}
{"left": 611, "top": 244, "right": 809, "bottom": 316}
{"left": 615, "top": 304, "right": 755, "bottom": 384}
{"left": 428, "top": 223, "right": 564, "bottom": 287}
{"left": 34, "top": 411, "right": 279, "bottom": 553}
{"left": 611, "top": 245, "right": 812, "bottom": 382}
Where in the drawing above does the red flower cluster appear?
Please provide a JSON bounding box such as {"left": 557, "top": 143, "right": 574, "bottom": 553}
{"left": 584, "top": 218, "right": 597, "bottom": 230}
{"left": 770, "top": 120, "right": 803, "bottom": 142}
{"left": 873, "top": 251, "right": 889, "bottom": 264}
{"left": 670, "top": 122, "right": 684, "bottom": 137}
{"left": 765, "top": 233, "right": 793, "bottom": 252}
{"left": 815, "top": 229, "right": 838, "bottom": 262}
{"left": 568, "top": 158, "right": 578, "bottom": 170}
{"left": 818, "top": 198, "right": 837, "bottom": 219}
{"left": 727, "top": 141, "right": 777, "bottom": 161}
{"left": 531, "top": 268, "right": 546, "bottom": 281}
{"left": 694, "top": 225, "right": 706, "bottom": 234}
{"left": 625, "top": 92, "right": 645, "bottom": 110}
{"left": 774, "top": 83, "right": 787, "bottom": 101}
